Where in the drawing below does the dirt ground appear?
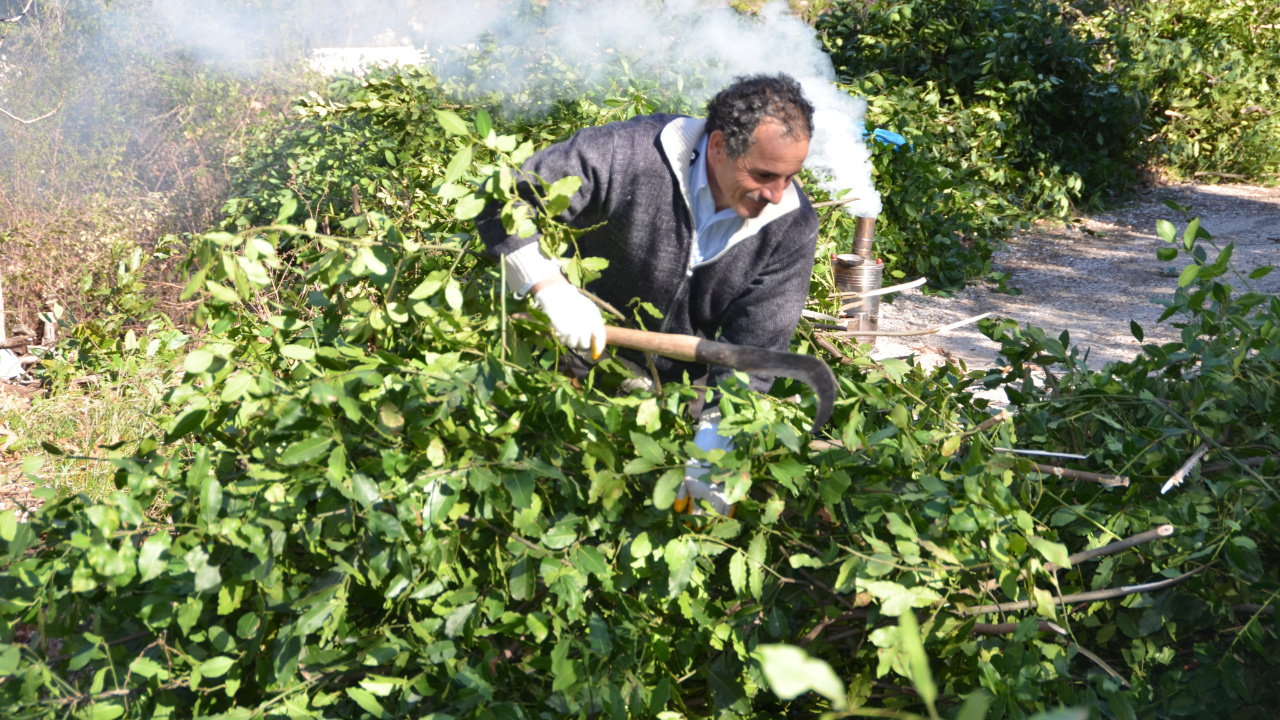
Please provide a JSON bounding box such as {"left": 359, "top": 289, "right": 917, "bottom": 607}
{"left": 872, "top": 182, "right": 1280, "bottom": 372}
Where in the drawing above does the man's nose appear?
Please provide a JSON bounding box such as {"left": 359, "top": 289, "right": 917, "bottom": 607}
{"left": 762, "top": 178, "right": 788, "bottom": 204}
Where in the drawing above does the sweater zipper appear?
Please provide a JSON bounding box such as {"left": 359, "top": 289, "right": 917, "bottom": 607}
{"left": 659, "top": 274, "right": 691, "bottom": 335}
{"left": 661, "top": 197, "right": 697, "bottom": 334}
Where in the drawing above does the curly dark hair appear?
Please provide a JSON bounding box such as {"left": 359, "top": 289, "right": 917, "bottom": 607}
{"left": 705, "top": 74, "right": 815, "bottom": 159}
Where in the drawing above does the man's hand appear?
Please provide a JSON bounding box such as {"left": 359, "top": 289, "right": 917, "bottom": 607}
{"left": 532, "top": 278, "right": 607, "bottom": 355}
{"left": 674, "top": 415, "right": 736, "bottom": 517}
{"left": 675, "top": 467, "right": 735, "bottom": 517}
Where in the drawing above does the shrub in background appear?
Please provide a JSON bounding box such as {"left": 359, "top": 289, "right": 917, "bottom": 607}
{"left": 0, "top": 0, "right": 301, "bottom": 330}
{"left": 1121, "top": 0, "right": 1280, "bottom": 179}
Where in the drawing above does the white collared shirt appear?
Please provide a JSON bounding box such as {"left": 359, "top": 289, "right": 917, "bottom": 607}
{"left": 688, "top": 134, "right": 745, "bottom": 268}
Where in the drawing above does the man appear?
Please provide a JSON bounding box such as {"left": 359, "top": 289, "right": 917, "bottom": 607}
{"left": 478, "top": 74, "right": 819, "bottom": 516}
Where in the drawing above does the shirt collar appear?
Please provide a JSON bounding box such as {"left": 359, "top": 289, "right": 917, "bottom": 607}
{"left": 690, "top": 134, "right": 713, "bottom": 216}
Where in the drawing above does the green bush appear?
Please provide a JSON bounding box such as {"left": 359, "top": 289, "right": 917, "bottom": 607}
{"left": 813, "top": 0, "right": 1152, "bottom": 288}
{"left": 2, "top": 71, "right": 1276, "bottom": 715}
{"left": 1121, "top": 0, "right": 1280, "bottom": 179}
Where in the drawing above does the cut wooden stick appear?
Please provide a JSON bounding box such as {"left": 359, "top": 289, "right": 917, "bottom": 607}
{"left": 1162, "top": 443, "right": 1210, "bottom": 494}
{"left": 977, "top": 525, "right": 1175, "bottom": 593}
{"left": 961, "top": 563, "right": 1213, "bottom": 615}
{"left": 1053, "top": 525, "right": 1174, "bottom": 570}
{"left": 1018, "top": 461, "right": 1130, "bottom": 488}
{"left": 823, "top": 312, "right": 992, "bottom": 338}
{"left": 837, "top": 277, "right": 928, "bottom": 300}
{"left": 801, "top": 309, "right": 842, "bottom": 323}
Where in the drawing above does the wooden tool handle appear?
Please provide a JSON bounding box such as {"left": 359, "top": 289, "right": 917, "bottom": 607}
{"left": 605, "top": 326, "right": 701, "bottom": 363}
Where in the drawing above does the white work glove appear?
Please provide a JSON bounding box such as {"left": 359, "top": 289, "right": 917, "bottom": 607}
{"left": 533, "top": 282, "right": 607, "bottom": 356}
{"left": 674, "top": 414, "right": 736, "bottom": 517}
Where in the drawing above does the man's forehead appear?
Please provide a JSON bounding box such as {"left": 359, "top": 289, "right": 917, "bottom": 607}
{"left": 746, "top": 122, "right": 810, "bottom": 164}
{"left": 751, "top": 118, "right": 809, "bottom": 142}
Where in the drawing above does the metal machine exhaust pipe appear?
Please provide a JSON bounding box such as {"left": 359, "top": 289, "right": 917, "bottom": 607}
{"left": 832, "top": 215, "right": 882, "bottom": 345}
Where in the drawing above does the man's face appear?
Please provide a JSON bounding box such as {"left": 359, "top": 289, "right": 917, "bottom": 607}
{"left": 706, "top": 121, "right": 809, "bottom": 219}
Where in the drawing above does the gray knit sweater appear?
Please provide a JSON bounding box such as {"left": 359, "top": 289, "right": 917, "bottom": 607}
{"left": 477, "top": 113, "right": 819, "bottom": 394}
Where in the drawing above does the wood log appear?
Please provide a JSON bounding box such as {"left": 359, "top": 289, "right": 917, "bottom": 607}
{"left": 0, "top": 335, "right": 33, "bottom": 351}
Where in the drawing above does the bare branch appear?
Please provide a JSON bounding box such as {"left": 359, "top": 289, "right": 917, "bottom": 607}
{"left": 811, "top": 332, "right": 855, "bottom": 366}
{"left": 972, "top": 620, "right": 1066, "bottom": 636}
{"left": 977, "top": 525, "right": 1175, "bottom": 593}
{"left": 1, "top": 0, "right": 37, "bottom": 24}
{"left": 964, "top": 410, "right": 1013, "bottom": 436}
{"left": 960, "top": 563, "right": 1213, "bottom": 615}
{"left": 1052, "top": 525, "right": 1174, "bottom": 571}
{"left": 811, "top": 195, "right": 860, "bottom": 209}
{"left": 0, "top": 92, "right": 65, "bottom": 125}
{"left": 994, "top": 447, "right": 1088, "bottom": 459}
{"left": 1018, "top": 460, "right": 1130, "bottom": 488}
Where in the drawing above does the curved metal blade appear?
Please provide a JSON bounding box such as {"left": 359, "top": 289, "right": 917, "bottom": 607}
{"left": 693, "top": 340, "right": 838, "bottom": 433}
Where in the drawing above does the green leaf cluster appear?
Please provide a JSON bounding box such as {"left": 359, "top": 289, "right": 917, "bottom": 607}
{"left": 2, "top": 42, "right": 1278, "bottom": 720}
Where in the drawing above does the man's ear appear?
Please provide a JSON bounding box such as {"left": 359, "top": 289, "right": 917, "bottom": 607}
{"left": 707, "top": 129, "right": 725, "bottom": 160}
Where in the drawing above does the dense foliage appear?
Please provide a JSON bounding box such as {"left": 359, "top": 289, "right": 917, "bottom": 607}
{"left": 3, "top": 57, "right": 1277, "bottom": 718}
{"left": 1124, "top": 0, "right": 1280, "bottom": 179}
{"left": 817, "top": 0, "right": 1280, "bottom": 287}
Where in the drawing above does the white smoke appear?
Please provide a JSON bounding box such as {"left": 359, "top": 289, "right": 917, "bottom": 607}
{"left": 138, "top": 0, "right": 881, "bottom": 217}
{"left": 416, "top": 0, "right": 882, "bottom": 218}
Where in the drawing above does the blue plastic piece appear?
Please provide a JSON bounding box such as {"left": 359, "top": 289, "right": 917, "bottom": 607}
{"left": 871, "top": 128, "right": 910, "bottom": 151}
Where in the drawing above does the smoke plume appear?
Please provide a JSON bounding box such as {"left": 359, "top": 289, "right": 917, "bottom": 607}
{"left": 140, "top": 0, "right": 881, "bottom": 218}
{"left": 416, "top": 0, "right": 882, "bottom": 218}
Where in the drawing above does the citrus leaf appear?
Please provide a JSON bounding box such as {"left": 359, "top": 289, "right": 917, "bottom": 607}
{"left": 435, "top": 109, "right": 469, "bottom": 136}
{"left": 280, "top": 437, "right": 332, "bottom": 466}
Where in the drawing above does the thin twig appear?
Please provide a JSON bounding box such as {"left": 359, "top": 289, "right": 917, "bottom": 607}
{"left": 994, "top": 447, "right": 1088, "bottom": 460}
{"left": 811, "top": 333, "right": 855, "bottom": 366}
{"left": 977, "top": 525, "right": 1174, "bottom": 593}
{"left": 1162, "top": 443, "right": 1209, "bottom": 494}
{"left": 960, "top": 563, "right": 1213, "bottom": 615}
{"left": 0, "top": 100, "right": 63, "bottom": 125}
{"left": 576, "top": 286, "right": 627, "bottom": 322}
{"left": 1231, "top": 604, "right": 1276, "bottom": 617}
{"left": 1201, "top": 455, "right": 1277, "bottom": 474}
{"left": 963, "top": 410, "right": 1012, "bottom": 436}
{"left": 1071, "top": 643, "right": 1130, "bottom": 686}
{"left": 1053, "top": 525, "right": 1174, "bottom": 571}
{"left": 972, "top": 620, "right": 1066, "bottom": 636}
{"left": 812, "top": 196, "right": 860, "bottom": 209}
{"left": 457, "top": 514, "right": 571, "bottom": 566}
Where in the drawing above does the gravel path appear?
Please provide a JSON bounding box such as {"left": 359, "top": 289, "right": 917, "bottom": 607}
{"left": 870, "top": 182, "right": 1280, "bottom": 372}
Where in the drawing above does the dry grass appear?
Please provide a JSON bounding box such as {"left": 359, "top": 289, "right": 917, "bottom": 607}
{"left": 0, "top": 351, "right": 182, "bottom": 503}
